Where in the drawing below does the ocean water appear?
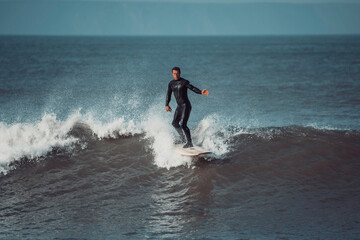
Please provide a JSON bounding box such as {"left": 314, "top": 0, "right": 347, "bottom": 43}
{"left": 0, "top": 35, "right": 360, "bottom": 239}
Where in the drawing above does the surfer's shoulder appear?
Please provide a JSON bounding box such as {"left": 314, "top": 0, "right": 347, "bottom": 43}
{"left": 180, "top": 78, "right": 190, "bottom": 84}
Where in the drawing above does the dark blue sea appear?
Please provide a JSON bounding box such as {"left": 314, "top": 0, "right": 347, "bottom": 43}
{"left": 0, "top": 35, "right": 360, "bottom": 239}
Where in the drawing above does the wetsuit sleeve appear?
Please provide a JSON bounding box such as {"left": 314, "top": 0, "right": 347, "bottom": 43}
{"left": 166, "top": 82, "right": 172, "bottom": 106}
{"left": 186, "top": 81, "right": 202, "bottom": 94}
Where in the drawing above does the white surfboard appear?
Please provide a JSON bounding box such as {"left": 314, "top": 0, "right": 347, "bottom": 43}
{"left": 174, "top": 144, "right": 212, "bottom": 156}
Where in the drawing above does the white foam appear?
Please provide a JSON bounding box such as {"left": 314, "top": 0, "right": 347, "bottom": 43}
{"left": 142, "top": 110, "right": 192, "bottom": 169}
{"left": 0, "top": 108, "right": 237, "bottom": 174}
{"left": 192, "top": 114, "right": 232, "bottom": 156}
{"left": 0, "top": 113, "right": 79, "bottom": 174}
{"left": 84, "top": 115, "right": 142, "bottom": 139}
{"left": 142, "top": 110, "right": 235, "bottom": 169}
{"left": 305, "top": 123, "right": 344, "bottom": 131}
{"left": 0, "top": 111, "right": 144, "bottom": 174}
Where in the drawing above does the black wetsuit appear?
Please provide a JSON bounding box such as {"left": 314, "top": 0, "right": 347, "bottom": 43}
{"left": 166, "top": 78, "right": 202, "bottom": 146}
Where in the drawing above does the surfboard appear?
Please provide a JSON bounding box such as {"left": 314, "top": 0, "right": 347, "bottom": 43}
{"left": 174, "top": 144, "right": 212, "bottom": 156}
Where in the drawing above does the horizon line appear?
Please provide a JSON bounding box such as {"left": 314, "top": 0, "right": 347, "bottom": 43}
{"left": 1, "top": 33, "right": 360, "bottom": 37}
{"left": 1, "top": 0, "right": 360, "bottom": 3}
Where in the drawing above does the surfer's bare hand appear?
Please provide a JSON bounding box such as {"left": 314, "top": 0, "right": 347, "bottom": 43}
{"left": 166, "top": 106, "right": 172, "bottom": 112}
{"left": 202, "top": 89, "right": 209, "bottom": 96}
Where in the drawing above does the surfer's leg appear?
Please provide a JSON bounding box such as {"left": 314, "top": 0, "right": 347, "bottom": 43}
{"left": 172, "top": 106, "right": 186, "bottom": 143}
{"left": 181, "top": 105, "right": 193, "bottom": 148}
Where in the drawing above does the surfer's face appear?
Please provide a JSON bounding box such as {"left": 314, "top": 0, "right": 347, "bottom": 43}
{"left": 172, "top": 70, "right": 180, "bottom": 80}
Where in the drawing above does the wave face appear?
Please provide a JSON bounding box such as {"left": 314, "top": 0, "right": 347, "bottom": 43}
{"left": 1, "top": 35, "right": 360, "bottom": 239}
{"left": 0, "top": 112, "right": 232, "bottom": 174}
{"left": 1, "top": 110, "right": 359, "bottom": 174}
{"left": 1, "top": 118, "right": 359, "bottom": 239}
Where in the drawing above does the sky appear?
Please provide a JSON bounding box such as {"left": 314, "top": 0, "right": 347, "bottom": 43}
{"left": 0, "top": 0, "right": 359, "bottom": 36}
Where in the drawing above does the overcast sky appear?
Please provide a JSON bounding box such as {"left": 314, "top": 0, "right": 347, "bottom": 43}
{"left": 0, "top": 0, "right": 359, "bottom": 35}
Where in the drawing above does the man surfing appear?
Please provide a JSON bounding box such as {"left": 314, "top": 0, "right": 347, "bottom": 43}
{"left": 165, "top": 67, "right": 209, "bottom": 148}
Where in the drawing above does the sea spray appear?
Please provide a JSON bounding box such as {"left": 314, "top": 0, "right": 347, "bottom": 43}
{"left": 0, "top": 113, "right": 79, "bottom": 174}
{"left": 0, "top": 111, "right": 144, "bottom": 174}
{"left": 84, "top": 115, "right": 142, "bottom": 139}
{"left": 0, "top": 110, "right": 238, "bottom": 174}
{"left": 142, "top": 110, "right": 192, "bottom": 169}
{"left": 192, "top": 114, "right": 232, "bottom": 156}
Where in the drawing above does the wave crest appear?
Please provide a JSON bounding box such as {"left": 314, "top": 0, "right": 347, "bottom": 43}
{"left": 0, "top": 114, "right": 78, "bottom": 173}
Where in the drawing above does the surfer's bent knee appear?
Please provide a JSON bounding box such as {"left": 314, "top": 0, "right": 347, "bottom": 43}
{"left": 180, "top": 122, "right": 188, "bottom": 130}
{"left": 172, "top": 121, "right": 180, "bottom": 128}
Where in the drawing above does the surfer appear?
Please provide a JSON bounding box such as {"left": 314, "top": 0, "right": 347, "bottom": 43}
{"left": 165, "top": 67, "right": 209, "bottom": 148}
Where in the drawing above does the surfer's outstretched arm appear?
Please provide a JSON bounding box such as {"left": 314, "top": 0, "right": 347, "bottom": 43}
{"left": 186, "top": 82, "right": 209, "bottom": 96}
{"left": 186, "top": 82, "right": 202, "bottom": 94}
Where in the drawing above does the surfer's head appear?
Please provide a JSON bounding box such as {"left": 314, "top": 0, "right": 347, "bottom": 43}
{"left": 172, "top": 67, "right": 181, "bottom": 80}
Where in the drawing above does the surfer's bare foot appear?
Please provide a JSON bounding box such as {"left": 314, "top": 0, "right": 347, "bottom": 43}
{"left": 183, "top": 142, "right": 193, "bottom": 148}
